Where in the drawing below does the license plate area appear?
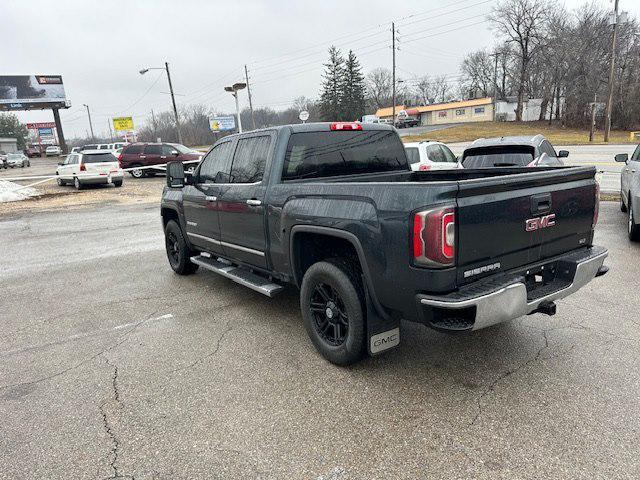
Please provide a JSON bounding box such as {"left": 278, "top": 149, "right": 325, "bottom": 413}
{"left": 524, "top": 261, "right": 572, "bottom": 302}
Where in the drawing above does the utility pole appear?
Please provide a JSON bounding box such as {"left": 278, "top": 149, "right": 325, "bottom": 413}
{"left": 492, "top": 52, "right": 499, "bottom": 121}
{"left": 107, "top": 119, "right": 114, "bottom": 142}
{"left": 164, "top": 62, "right": 183, "bottom": 145}
{"left": 83, "top": 104, "right": 94, "bottom": 140}
{"left": 52, "top": 108, "right": 67, "bottom": 154}
{"left": 589, "top": 93, "right": 598, "bottom": 142}
{"left": 604, "top": 0, "right": 620, "bottom": 143}
{"left": 392, "top": 22, "right": 396, "bottom": 126}
{"left": 245, "top": 65, "right": 256, "bottom": 130}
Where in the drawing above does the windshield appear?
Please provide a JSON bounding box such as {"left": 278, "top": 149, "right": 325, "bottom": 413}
{"left": 7, "top": 153, "right": 22, "bottom": 159}
{"left": 83, "top": 153, "right": 117, "bottom": 163}
{"left": 462, "top": 146, "right": 535, "bottom": 168}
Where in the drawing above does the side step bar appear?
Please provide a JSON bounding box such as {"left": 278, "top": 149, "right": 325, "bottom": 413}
{"left": 190, "top": 255, "right": 284, "bottom": 297}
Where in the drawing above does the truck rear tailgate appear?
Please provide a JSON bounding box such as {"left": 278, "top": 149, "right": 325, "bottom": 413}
{"left": 456, "top": 167, "right": 597, "bottom": 285}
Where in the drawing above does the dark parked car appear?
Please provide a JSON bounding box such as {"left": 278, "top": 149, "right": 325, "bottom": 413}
{"left": 461, "top": 135, "right": 569, "bottom": 168}
{"left": 25, "top": 146, "right": 41, "bottom": 158}
{"left": 119, "top": 142, "right": 203, "bottom": 178}
{"left": 160, "top": 122, "right": 607, "bottom": 365}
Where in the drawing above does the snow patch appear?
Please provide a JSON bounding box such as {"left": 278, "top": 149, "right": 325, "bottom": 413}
{"left": 0, "top": 179, "right": 40, "bottom": 203}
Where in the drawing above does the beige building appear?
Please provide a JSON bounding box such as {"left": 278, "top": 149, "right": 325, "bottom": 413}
{"left": 375, "top": 98, "right": 494, "bottom": 126}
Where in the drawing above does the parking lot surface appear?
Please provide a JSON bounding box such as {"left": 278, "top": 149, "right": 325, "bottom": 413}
{"left": 1, "top": 201, "right": 639, "bottom": 479}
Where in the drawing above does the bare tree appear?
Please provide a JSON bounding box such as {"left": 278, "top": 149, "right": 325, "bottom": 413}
{"left": 413, "top": 75, "right": 434, "bottom": 105}
{"left": 460, "top": 50, "right": 494, "bottom": 98}
{"left": 490, "top": 0, "right": 549, "bottom": 121}
{"left": 365, "top": 67, "right": 393, "bottom": 109}
{"left": 433, "top": 75, "right": 453, "bottom": 103}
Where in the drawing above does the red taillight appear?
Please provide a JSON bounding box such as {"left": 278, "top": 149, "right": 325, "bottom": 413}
{"left": 330, "top": 122, "right": 362, "bottom": 131}
{"left": 593, "top": 182, "right": 600, "bottom": 228}
{"left": 418, "top": 164, "right": 431, "bottom": 171}
{"left": 413, "top": 206, "right": 455, "bottom": 267}
{"left": 79, "top": 163, "right": 86, "bottom": 171}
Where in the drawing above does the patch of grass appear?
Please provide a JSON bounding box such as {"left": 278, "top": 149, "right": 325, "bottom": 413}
{"left": 403, "top": 121, "right": 636, "bottom": 145}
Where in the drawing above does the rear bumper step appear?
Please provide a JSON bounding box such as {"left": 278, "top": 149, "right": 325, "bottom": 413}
{"left": 190, "top": 255, "right": 284, "bottom": 297}
{"left": 416, "top": 246, "right": 608, "bottom": 332}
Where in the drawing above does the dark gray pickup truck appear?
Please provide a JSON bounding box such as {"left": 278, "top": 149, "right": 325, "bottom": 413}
{"left": 161, "top": 122, "right": 608, "bottom": 365}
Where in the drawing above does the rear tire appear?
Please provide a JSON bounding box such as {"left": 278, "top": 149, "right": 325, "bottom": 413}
{"left": 165, "top": 220, "right": 199, "bottom": 275}
{"left": 129, "top": 165, "right": 144, "bottom": 178}
{"left": 74, "top": 177, "right": 83, "bottom": 190}
{"left": 113, "top": 180, "right": 123, "bottom": 187}
{"left": 56, "top": 177, "right": 64, "bottom": 186}
{"left": 629, "top": 200, "right": 640, "bottom": 241}
{"left": 300, "top": 259, "right": 366, "bottom": 366}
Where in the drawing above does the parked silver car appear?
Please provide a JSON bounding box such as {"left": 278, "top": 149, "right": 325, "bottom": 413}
{"left": 616, "top": 145, "right": 640, "bottom": 240}
{"left": 6, "top": 153, "right": 30, "bottom": 168}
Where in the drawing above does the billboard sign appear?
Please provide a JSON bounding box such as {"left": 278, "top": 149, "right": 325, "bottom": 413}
{"left": 113, "top": 116, "right": 134, "bottom": 132}
{"left": 38, "top": 127, "right": 54, "bottom": 137}
{"left": 0, "top": 75, "right": 67, "bottom": 111}
{"left": 209, "top": 115, "right": 236, "bottom": 132}
{"left": 27, "top": 122, "right": 56, "bottom": 129}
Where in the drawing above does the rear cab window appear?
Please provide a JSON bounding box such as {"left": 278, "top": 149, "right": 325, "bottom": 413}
{"left": 462, "top": 146, "right": 535, "bottom": 168}
{"left": 282, "top": 130, "right": 408, "bottom": 181}
{"left": 405, "top": 147, "right": 420, "bottom": 165}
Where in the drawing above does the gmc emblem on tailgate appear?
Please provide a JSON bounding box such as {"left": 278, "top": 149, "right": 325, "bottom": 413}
{"left": 526, "top": 213, "right": 556, "bottom": 232}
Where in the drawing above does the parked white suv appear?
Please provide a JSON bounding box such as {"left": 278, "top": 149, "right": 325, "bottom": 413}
{"left": 45, "top": 145, "right": 62, "bottom": 156}
{"left": 56, "top": 150, "right": 124, "bottom": 190}
{"left": 403, "top": 141, "right": 460, "bottom": 171}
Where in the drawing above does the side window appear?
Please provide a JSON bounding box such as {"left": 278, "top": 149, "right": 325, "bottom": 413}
{"left": 230, "top": 136, "right": 271, "bottom": 183}
{"left": 439, "top": 145, "right": 458, "bottom": 163}
{"left": 405, "top": 147, "right": 420, "bottom": 165}
{"left": 632, "top": 145, "right": 640, "bottom": 161}
{"left": 144, "top": 144, "right": 162, "bottom": 155}
{"left": 426, "top": 144, "right": 446, "bottom": 163}
{"left": 162, "top": 144, "right": 178, "bottom": 156}
{"left": 540, "top": 141, "right": 557, "bottom": 158}
{"left": 198, "top": 142, "right": 232, "bottom": 183}
{"left": 125, "top": 145, "right": 143, "bottom": 155}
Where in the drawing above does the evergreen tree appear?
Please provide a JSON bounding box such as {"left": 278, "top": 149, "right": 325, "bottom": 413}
{"left": 341, "top": 50, "right": 366, "bottom": 121}
{"left": 319, "top": 46, "right": 345, "bottom": 121}
{"left": 0, "top": 113, "right": 28, "bottom": 149}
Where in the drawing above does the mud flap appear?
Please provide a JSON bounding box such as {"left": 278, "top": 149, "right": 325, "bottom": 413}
{"left": 364, "top": 282, "right": 400, "bottom": 356}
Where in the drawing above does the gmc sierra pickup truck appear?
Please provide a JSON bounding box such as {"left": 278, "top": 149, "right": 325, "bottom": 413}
{"left": 161, "top": 122, "right": 608, "bottom": 365}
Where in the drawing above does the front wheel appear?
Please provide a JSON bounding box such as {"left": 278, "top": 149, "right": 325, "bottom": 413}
{"left": 56, "top": 177, "right": 64, "bottom": 186}
{"left": 130, "top": 165, "right": 144, "bottom": 178}
{"left": 113, "top": 180, "right": 123, "bottom": 187}
{"left": 300, "top": 259, "right": 366, "bottom": 366}
{"left": 621, "top": 191, "right": 627, "bottom": 212}
{"left": 74, "top": 177, "right": 83, "bottom": 190}
{"left": 165, "top": 220, "right": 199, "bottom": 275}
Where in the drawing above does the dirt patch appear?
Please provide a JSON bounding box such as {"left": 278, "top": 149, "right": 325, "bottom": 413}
{"left": 0, "top": 177, "right": 165, "bottom": 217}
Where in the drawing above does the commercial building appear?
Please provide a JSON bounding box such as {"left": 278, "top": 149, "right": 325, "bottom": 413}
{"left": 0, "top": 137, "right": 18, "bottom": 153}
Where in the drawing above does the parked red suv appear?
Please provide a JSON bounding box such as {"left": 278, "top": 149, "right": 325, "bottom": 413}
{"left": 118, "top": 142, "right": 203, "bottom": 178}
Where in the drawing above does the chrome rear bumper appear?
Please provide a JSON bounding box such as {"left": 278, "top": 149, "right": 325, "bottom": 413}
{"left": 417, "top": 246, "right": 608, "bottom": 331}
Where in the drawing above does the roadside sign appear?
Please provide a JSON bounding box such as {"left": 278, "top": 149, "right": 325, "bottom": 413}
{"left": 27, "top": 122, "right": 56, "bottom": 129}
{"left": 299, "top": 110, "right": 309, "bottom": 122}
{"left": 209, "top": 115, "right": 236, "bottom": 132}
{"left": 113, "top": 116, "right": 134, "bottom": 132}
{"left": 38, "top": 127, "right": 53, "bottom": 137}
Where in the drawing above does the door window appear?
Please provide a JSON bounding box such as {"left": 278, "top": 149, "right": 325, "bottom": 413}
{"left": 124, "top": 145, "right": 143, "bottom": 155}
{"left": 426, "top": 144, "right": 446, "bottom": 162}
{"left": 439, "top": 145, "right": 458, "bottom": 163}
{"left": 162, "top": 144, "right": 178, "bottom": 156}
{"left": 631, "top": 145, "right": 640, "bottom": 161}
{"left": 229, "top": 136, "right": 271, "bottom": 183}
{"left": 198, "top": 142, "right": 233, "bottom": 183}
{"left": 144, "top": 145, "right": 162, "bottom": 155}
{"left": 405, "top": 147, "right": 420, "bottom": 165}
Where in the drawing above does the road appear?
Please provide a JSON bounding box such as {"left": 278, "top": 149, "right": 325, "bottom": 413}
{"left": 1, "top": 201, "right": 639, "bottom": 479}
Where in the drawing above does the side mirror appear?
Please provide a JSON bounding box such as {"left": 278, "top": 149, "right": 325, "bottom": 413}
{"left": 171, "top": 150, "right": 179, "bottom": 156}
{"left": 558, "top": 150, "right": 569, "bottom": 158}
{"left": 58, "top": 161, "right": 65, "bottom": 166}
{"left": 166, "top": 161, "right": 185, "bottom": 188}
{"left": 615, "top": 153, "right": 629, "bottom": 163}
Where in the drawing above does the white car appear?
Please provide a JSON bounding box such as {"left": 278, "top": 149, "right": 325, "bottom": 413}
{"left": 404, "top": 141, "right": 461, "bottom": 171}
{"left": 45, "top": 145, "right": 62, "bottom": 156}
{"left": 56, "top": 150, "right": 124, "bottom": 190}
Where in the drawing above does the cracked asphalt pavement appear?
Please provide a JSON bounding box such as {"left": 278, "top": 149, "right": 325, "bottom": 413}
{"left": 1, "top": 201, "right": 639, "bottom": 479}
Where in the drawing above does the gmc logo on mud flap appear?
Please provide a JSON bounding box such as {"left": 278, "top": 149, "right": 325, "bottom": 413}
{"left": 370, "top": 328, "right": 400, "bottom": 354}
{"left": 526, "top": 214, "right": 556, "bottom": 232}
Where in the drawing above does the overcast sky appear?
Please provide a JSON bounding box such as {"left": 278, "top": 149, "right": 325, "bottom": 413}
{"left": 2, "top": 0, "right": 637, "bottom": 139}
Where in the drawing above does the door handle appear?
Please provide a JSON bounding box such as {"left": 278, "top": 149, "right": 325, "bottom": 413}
{"left": 205, "top": 196, "right": 217, "bottom": 201}
{"left": 140, "top": 155, "right": 146, "bottom": 159}
{"left": 246, "top": 199, "right": 262, "bottom": 206}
